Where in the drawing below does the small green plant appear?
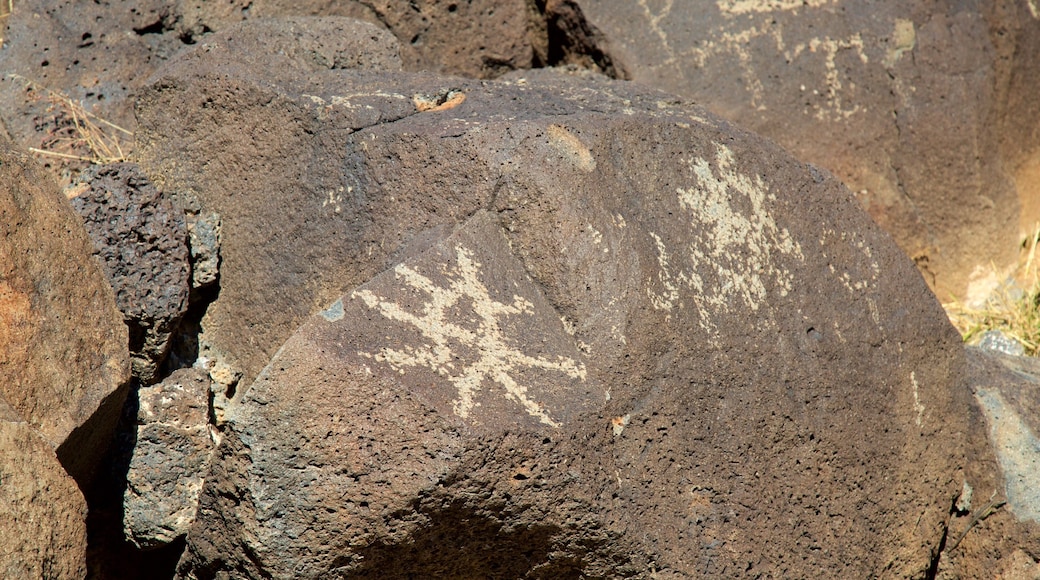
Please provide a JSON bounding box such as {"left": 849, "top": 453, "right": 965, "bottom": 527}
{"left": 944, "top": 226, "right": 1040, "bottom": 355}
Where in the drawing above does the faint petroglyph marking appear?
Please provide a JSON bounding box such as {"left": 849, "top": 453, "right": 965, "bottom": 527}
{"left": 684, "top": 24, "right": 784, "bottom": 110}
{"left": 304, "top": 91, "right": 408, "bottom": 111}
{"left": 647, "top": 144, "right": 803, "bottom": 331}
{"left": 910, "top": 371, "right": 925, "bottom": 427}
{"left": 807, "top": 35, "right": 868, "bottom": 121}
{"left": 354, "top": 246, "right": 586, "bottom": 427}
{"left": 677, "top": 11, "right": 866, "bottom": 119}
{"left": 716, "top": 0, "right": 835, "bottom": 14}
{"left": 647, "top": 231, "right": 683, "bottom": 313}
{"left": 637, "top": 0, "right": 678, "bottom": 65}
{"left": 1029, "top": 0, "right": 1039, "bottom": 19}
{"left": 817, "top": 228, "right": 882, "bottom": 330}
{"left": 323, "top": 186, "right": 347, "bottom": 214}
{"left": 547, "top": 124, "right": 596, "bottom": 173}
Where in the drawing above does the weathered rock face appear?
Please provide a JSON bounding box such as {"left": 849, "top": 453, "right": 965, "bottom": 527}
{"left": 132, "top": 21, "right": 978, "bottom": 578}
{"left": 572, "top": 0, "right": 1040, "bottom": 300}
{"left": 0, "top": 399, "right": 89, "bottom": 580}
{"left": 69, "top": 163, "right": 191, "bottom": 383}
{"left": 0, "top": 143, "right": 130, "bottom": 485}
{"left": 942, "top": 348, "right": 1040, "bottom": 578}
{"left": 134, "top": 17, "right": 414, "bottom": 389}
{"left": 0, "top": 0, "right": 557, "bottom": 177}
{"left": 124, "top": 367, "right": 218, "bottom": 550}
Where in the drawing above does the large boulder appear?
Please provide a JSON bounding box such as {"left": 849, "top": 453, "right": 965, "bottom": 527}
{"left": 133, "top": 21, "right": 979, "bottom": 577}
{"left": 0, "top": 0, "right": 556, "bottom": 183}
{"left": 0, "top": 143, "right": 130, "bottom": 485}
{"left": 572, "top": 0, "right": 1040, "bottom": 300}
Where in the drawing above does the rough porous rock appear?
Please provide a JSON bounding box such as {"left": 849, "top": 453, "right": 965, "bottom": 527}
{"left": 124, "top": 367, "right": 218, "bottom": 550}
{"left": 0, "top": 0, "right": 589, "bottom": 178}
{"left": 0, "top": 399, "right": 89, "bottom": 580}
{"left": 136, "top": 26, "right": 977, "bottom": 577}
{"left": 573, "top": 0, "right": 1040, "bottom": 300}
{"left": 0, "top": 143, "right": 129, "bottom": 485}
{"left": 134, "top": 17, "right": 411, "bottom": 388}
{"left": 69, "top": 162, "right": 191, "bottom": 384}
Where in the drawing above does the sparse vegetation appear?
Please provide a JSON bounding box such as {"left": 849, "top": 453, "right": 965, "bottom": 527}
{"left": 8, "top": 74, "right": 132, "bottom": 165}
{"left": 944, "top": 225, "right": 1040, "bottom": 355}
{"left": 0, "top": 0, "right": 12, "bottom": 45}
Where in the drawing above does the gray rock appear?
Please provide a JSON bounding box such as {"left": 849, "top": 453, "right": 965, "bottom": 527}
{"left": 69, "top": 162, "right": 191, "bottom": 383}
{"left": 124, "top": 367, "right": 219, "bottom": 550}
{"left": 143, "top": 22, "right": 975, "bottom": 578}
{"left": 188, "top": 212, "right": 221, "bottom": 289}
{"left": 978, "top": 329, "right": 1027, "bottom": 357}
{"left": 951, "top": 348, "right": 1040, "bottom": 577}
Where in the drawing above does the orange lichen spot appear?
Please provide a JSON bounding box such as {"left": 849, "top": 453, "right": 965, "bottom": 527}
{"left": 413, "top": 89, "right": 466, "bottom": 112}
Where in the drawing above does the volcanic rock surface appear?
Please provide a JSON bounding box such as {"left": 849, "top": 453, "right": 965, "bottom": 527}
{"left": 126, "top": 19, "right": 981, "bottom": 578}
{"left": 69, "top": 162, "right": 191, "bottom": 383}
{"left": 0, "top": 140, "right": 129, "bottom": 576}
{"left": 0, "top": 142, "right": 129, "bottom": 485}
{"left": 574, "top": 0, "right": 1040, "bottom": 300}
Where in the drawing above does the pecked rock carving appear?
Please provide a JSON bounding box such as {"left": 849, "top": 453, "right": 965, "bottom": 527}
{"left": 354, "top": 243, "right": 587, "bottom": 427}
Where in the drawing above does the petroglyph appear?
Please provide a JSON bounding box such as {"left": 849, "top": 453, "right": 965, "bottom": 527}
{"left": 636, "top": 0, "right": 678, "bottom": 65}
{"left": 883, "top": 19, "right": 916, "bottom": 68}
{"left": 807, "top": 35, "right": 868, "bottom": 121}
{"left": 647, "top": 144, "right": 803, "bottom": 330}
{"left": 910, "top": 371, "right": 925, "bottom": 427}
{"left": 716, "top": 0, "right": 835, "bottom": 14}
{"left": 637, "top": 2, "right": 870, "bottom": 119}
{"left": 354, "top": 246, "right": 586, "bottom": 427}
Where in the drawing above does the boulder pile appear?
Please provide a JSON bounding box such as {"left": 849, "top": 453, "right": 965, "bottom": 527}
{"left": 0, "top": 3, "right": 1039, "bottom": 579}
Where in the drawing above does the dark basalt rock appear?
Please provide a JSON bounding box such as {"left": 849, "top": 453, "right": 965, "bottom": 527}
{"left": 130, "top": 19, "right": 980, "bottom": 579}
{"left": 573, "top": 0, "right": 1040, "bottom": 301}
{"left": 69, "top": 163, "right": 191, "bottom": 383}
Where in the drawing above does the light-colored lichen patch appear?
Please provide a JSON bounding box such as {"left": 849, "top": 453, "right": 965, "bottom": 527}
{"left": 354, "top": 246, "right": 586, "bottom": 427}
{"left": 646, "top": 144, "right": 802, "bottom": 330}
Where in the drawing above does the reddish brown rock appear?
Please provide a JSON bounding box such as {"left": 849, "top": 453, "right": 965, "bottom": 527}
{"left": 573, "top": 0, "right": 1040, "bottom": 300}
{"left": 0, "top": 400, "right": 88, "bottom": 580}
{"left": 0, "top": 143, "right": 130, "bottom": 485}
{"left": 136, "top": 25, "right": 975, "bottom": 577}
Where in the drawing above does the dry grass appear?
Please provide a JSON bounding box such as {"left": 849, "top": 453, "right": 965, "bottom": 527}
{"left": 943, "top": 225, "right": 1040, "bottom": 355}
{"left": 9, "top": 74, "right": 132, "bottom": 165}
{"left": 0, "top": 0, "right": 12, "bottom": 45}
